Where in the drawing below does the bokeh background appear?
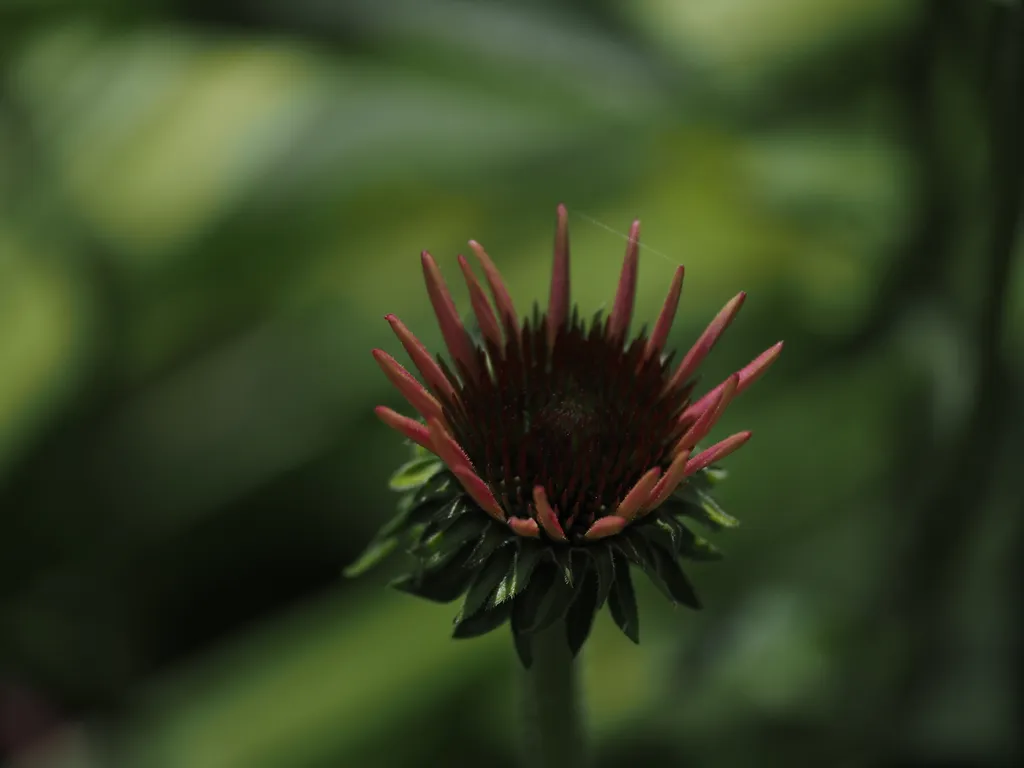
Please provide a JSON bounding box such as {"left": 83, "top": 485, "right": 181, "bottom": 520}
{"left": 1, "top": 1, "right": 1022, "bottom": 766}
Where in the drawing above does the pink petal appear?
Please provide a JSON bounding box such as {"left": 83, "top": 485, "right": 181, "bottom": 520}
{"left": 684, "top": 341, "right": 784, "bottom": 420}
{"left": 686, "top": 432, "right": 752, "bottom": 476}
{"left": 385, "top": 314, "right": 457, "bottom": 401}
{"left": 584, "top": 516, "right": 627, "bottom": 541}
{"left": 607, "top": 219, "right": 640, "bottom": 341}
{"left": 508, "top": 517, "right": 540, "bottom": 538}
{"left": 614, "top": 467, "right": 662, "bottom": 523}
{"left": 645, "top": 265, "right": 684, "bottom": 361}
{"left": 674, "top": 374, "right": 738, "bottom": 455}
{"left": 421, "top": 251, "right": 480, "bottom": 380}
{"left": 665, "top": 291, "right": 746, "bottom": 392}
{"left": 467, "top": 239, "right": 519, "bottom": 337}
{"left": 645, "top": 449, "right": 691, "bottom": 513}
{"left": 371, "top": 349, "right": 444, "bottom": 422}
{"left": 547, "top": 203, "right": 571, "bottom": 348}
{"left": 426, "top": 418, "right": 472, "bottom": 473}
{"left": 453, "top": 465, "right": 506, "bottom": 522}
{"left": 374, "top": 406, "right": 433, "bottom": 452}
{"left": 533, "top": 485, "right": 567, "bottom": 541}
{"left": 457, "top": 254, "right": 504, "bottom": 350}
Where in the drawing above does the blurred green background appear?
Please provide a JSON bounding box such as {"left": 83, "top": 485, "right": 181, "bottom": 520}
{"left": 1, "top": 1, "right": 1022, "bottom": 766}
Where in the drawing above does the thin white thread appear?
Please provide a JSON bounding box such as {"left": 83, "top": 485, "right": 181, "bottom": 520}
{"left": 571, "top": 209, "right": 680, "bottom": 267}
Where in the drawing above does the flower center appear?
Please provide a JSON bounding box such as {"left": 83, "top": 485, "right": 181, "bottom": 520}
{"left": 441, "top": 307, "right": 694, "bottom": 540}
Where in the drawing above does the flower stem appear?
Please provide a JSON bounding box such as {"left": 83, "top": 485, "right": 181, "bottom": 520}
{"left": 520, "top": 620, "right": 588, "bottom": 768}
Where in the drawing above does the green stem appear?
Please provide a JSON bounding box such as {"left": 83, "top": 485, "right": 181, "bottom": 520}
{"left": 520, "top": 620, "right": 588, "bottom": 768}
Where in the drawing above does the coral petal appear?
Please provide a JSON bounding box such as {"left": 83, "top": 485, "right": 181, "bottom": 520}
{"left": 374, "top": 406, "right": 433, "bottom": 452}
{"left": 371, "top": 349, "right": 444, "bottom": 422}
{"left": 686, "top": 432, "right": 752, "bottom": 476}
{"left": 457, "top": 254, "right": 504, "bottom": 350}
{"left": 607, "top": 219, "right": 640, "bottom": 341}
{"left": 685, "top": 341, "right": 784, "bottom": 419}
{"left": 614, "top": 467, "right": 662, "bottom": 523}
{"left": 385, "top": 315, "right": 457, "bottom": 401}
{"left": 426, "top": 418, "right": 471, "bottom": 472}
{"left": 453, "top": 466, "right": 506, "bottom": 521}
{"left": 508, "top": 517, "right": 540, "bottom": 538}
{"left": 675, "top": 374, "right": 738, "bottom": 454}
{"left": 547, "top": 203, "right": 571, "bottom": 348}
{"left": 468, "top": 239, "right": 518, "bottom": 337}
{"left": 666, "top": 291, "right": 746, "bottom": 392}
{"left": 645, "top": 265, "right": 684, "bottom": 361}
{"left": 646, "top": 449, "right": 691, "bottom": 512}
{"left": 533, "top": 485, "right": 567, "bottom": 541}
{"left": 584, "top": 516, "right": 627, "bottom": 541}
{"left": 421, "top": 251, "right": 480, "bottom": 380}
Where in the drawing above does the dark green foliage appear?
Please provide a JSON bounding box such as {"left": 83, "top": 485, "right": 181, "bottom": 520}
{"left": 346, "top": 450, "right": 738, "bottom": 665}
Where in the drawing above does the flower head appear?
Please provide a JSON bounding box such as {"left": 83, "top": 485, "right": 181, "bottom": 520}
{"left": 348, "top": 205, "right": 781, "bottom": 665}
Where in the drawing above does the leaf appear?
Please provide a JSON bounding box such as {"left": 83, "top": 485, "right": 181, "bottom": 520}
{"left": 388, "top": 456, "right": 443, "bottom": 491}
{"left": 608, "top": 553, "right": 639, "bottom": 643}
{"left": 412, "top": 470, "right": 459, "bottom": 507}
{"left": 493, "top": 543, "right": 546, "bottom": 605}
{"left": 343, "top": 536, "right": 398, "bottom": 578}
{"left": 590, "top": 546, "right": 614, "bottom": 609}
{"left": 452, "top": 599, "right": 513, "bottom": 639}
{"left": 391, "top": 544, "right": 475, "bottom": 603}
{"left": 461, "top": 546, "right": 516, "bottom": 619}
{"left": 565, "top": 569, "right": 599, "bottom": 657}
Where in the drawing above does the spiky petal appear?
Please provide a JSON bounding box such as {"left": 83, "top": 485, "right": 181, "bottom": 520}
{"left": 607, "top": 219, "right": 641, "bottom": 342}
{"left": 684, "top": 341, "right": 784, "bottom": 420}
{"left": 534, "top": 486, "right": 567, "bottom": 541}
{"left": 614, "top": 467, "right": 662, "bottom": 523}
{"left": 385, "top": 315, "right": 457, "bottom": 401}
{"left": 584, "top": 515, "right": 627, "bottom": 541}
{"left": 457, "top": 254, "right": 504, "bottom": 350}
{"left": 666, "top": 292, "right": 746, "bottom": 392}
{"left": 645, "top": 265, "right": 684, "bottom": 361}
{"left": 645, "top": 449, "right": 691, "bottom": 512}
{"left": 372, "top": 349, "right": 444, "bottom": 423}
{"left": 675, "top": 374, "right": 739, "bottom": 455}
{"left": 686, "top": 432, "right": 752, "bottom": 476}
{"left": 421, "top": 251, "right": 480, "bottom": 380}
{"left": 467, "top": 239, "right": 518, "bottom": 339}
{"left": 547, "top": 203, "right": 571, "bottom": 348}
{"left": 375, "top": 406, "right": 433, "bottom": 451}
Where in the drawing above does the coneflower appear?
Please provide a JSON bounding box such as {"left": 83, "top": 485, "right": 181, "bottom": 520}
{"left": 347, "top": 205, "right": 781, "bottom": 667}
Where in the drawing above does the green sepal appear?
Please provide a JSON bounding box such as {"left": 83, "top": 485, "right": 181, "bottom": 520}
{"left": 391, "top": 543, "right": 475, "bottom": 603}
{"left": 648, "top": 544, "right": 701, "bottom": 609}
{"left": 493, "top": 543, "right": 546, "bottom": 605}
{"left": 608, "top": 552, "right": 639, "bottom": 643}
{"left": 461, "top": 546, "right": 516, "bottom": 619}
{"left": 512, "top": 564, "right": 555, "bottom": 634}
{"left": 589, "top": 546, "right": 614, "bottom": 609}
{"left": 512, "top": 624, "right": 534, "bottom": 668}
{"left": 530, "top": 551, "right": 584, "bottom": 633}
{"left": 565, "top": 568, "right": 599, "bottom": 658}
{"left": 452, "top": 599, "right": 513, "bottom": 639}
{"left": 467, "top": 524, "right": 511, "bottom": 568}
{"left": 664, "top": 487, "right": 740, "bottom": 531}
{"left": 388, "top": 455, "right": 443, "bottom": 492}
{"left": 411, "top": 470, "right": 460, "bottom": 508}
{"left": 416, "top": 511, "right": 491, "bottom": 565}
{"left": 552, "top": 546, "right": 574, "bottom": 585}
{"left": 647, "top": 515, "right": 723, "bottom": 561}
{"left": 343, "top": 536, "right": 399, "bottom": 578}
